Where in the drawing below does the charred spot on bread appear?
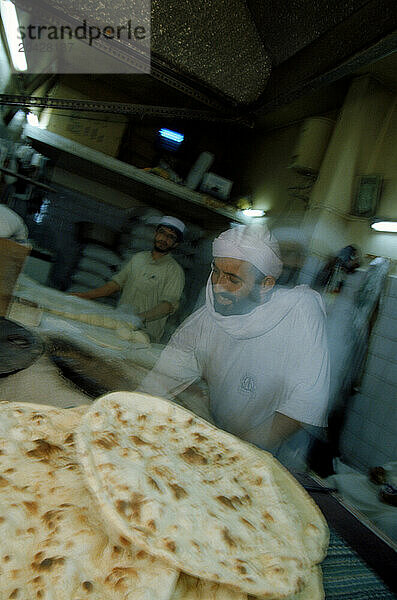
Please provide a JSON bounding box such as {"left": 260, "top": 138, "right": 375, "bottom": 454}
{"left": 26, "top": 440, "right": 63, "bottom": 459}
{"left": 82, "top": 581, "right": 93, "bottom": 591}
{"left": 216, "top": 496, "right": 236, "bottom": 509}
{"left": 93, "top": 433, "right": 119, "bottom": 449}
{"left": 180, "top": 447, "right": 208, "bottom": 465}
{"left": 169, "top": 483, "right": 187, "bottom": 499}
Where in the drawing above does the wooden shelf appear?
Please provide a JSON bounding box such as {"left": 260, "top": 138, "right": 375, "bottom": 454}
{"left": 24, "top": 125, "right": 244, "bottom": 227}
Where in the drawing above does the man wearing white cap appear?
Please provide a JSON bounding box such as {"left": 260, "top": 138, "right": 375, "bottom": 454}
{"left": 73, "top": 216, "right": 185, "bottom": 342}
{"left": 141, "top": 223, "right": 330, "bottom": 458}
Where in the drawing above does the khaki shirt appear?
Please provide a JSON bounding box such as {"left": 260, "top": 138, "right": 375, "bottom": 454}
{"left": 112, "top": 251, "right": 185, "bottom": 342}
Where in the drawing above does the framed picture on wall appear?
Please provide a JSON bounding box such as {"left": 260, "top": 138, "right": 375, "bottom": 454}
{"left": 351, "top": 175, "right": 382, "bottom": 217}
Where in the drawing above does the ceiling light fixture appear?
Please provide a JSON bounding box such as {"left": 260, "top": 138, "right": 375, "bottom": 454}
{"left": 158, "top": 128, "right": 184, "bottom": 152}
{"left": 371, "top": 220, "right": 397, "bottom": 233}
{"left": 0, "top": 0, "right": 27, "bottom": 71}
{"left": 159, "top": 128, "right": 184, "bottom": 144}
{"left": 26, "top": 112, "right": 39, "bottom": 127}
{"left": 242, "top": 208, "right": 266, "bottom": 218}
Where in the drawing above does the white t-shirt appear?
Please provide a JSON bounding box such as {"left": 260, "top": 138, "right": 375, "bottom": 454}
{"left": 0, "top": 205, "right": 28, "bottom": 244}
{"left": 141, "top": 280, "right": 330, "bottom": 447}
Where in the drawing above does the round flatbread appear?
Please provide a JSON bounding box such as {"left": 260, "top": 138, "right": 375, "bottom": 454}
{"left": 171, "top": 573, "right": 247, "bottom": 600}
{"left": 0, "top": 401, "right": 178, "bottom": 600}
{"left": 171, "top": 566, "right": 323, "bottom": 600}
{"left": 76, "top": 392, "right": 329, "bottom": 598}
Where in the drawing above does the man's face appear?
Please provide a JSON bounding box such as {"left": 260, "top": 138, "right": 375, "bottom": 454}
{"left": 153, "top": 225, "right": 179, "bottom": 254}
{"left": 211, "top": 257, "right": 273, "bottom": 316}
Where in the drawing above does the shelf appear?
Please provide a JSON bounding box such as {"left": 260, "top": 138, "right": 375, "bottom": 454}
{"left": 24, "top": 125, "right": 244, "bottom": 226}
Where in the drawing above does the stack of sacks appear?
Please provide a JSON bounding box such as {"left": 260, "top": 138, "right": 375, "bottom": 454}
{"left": 68, "top": 244, "right": 123, "bottom": 302}
{"left": 119, "top": 222, "right": 158, "bottom": 262}
{"left": 0, "top": 392, "right": 329, "bottom": 599}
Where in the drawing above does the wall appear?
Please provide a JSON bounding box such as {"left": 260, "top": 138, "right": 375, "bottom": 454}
{"left": 241, "top": 123, "right": 304, "bottom": 218}
{"left": 302, "top": 76, "right": 397, "bottom": 272}
{"left": 344, "top": 81, "right": 397, "bottom": 270}
{"left": 340, "top": 274, "right": 397, "bottom": 470}
{"left": 239, "top": 118, "right": 339, "bottom": 282}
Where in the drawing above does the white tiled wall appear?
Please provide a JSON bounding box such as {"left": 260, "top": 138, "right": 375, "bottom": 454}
{"left": 340, "top": 274, "right": 397, "bottom": 471}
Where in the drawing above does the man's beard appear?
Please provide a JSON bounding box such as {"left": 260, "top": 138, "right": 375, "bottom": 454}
{"left": 213, "top": 285, "right": 265, "bottom": 316}
{"left": 153, "top": 241, "right": 169, "bottom": 254}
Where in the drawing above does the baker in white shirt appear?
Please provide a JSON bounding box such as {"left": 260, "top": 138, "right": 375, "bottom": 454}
{"left": 141, "top": 223, "right": 330, "bottom": 458}
{"left": 0, "top": 204, "right": 29, "bottom": 244}
{"left": 73, "top": 216, "right": 185, "bottom": 343}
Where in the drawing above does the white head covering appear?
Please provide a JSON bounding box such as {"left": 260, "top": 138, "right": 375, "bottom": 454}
{"left": 212, "top": 224, "right": 283, "bottom": 279}
{"left": 0, "top": 205, "right": 28, "bottom": 245}
{"left": 160, "top": 216, "right": 185, "bottom": 234}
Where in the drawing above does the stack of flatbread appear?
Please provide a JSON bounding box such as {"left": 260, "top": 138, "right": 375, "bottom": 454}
{"left": 0, "top": 393, "right": 329, "bottom": 599}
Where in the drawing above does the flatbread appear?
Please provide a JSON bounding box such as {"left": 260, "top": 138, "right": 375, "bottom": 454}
{"left": 75, "top": 392, "right": 329, "bottom": 599}
{"left": 171, "top": 573, "right": 247, "bottom": 600}
{"left": 171, "top": 566, "right": 323, "bottom": 600}
{"left": 0, "top": 401, "right": 178, "bottom": 600}
{"left": 288, "top": 566, "right": 324, "bottom": 600}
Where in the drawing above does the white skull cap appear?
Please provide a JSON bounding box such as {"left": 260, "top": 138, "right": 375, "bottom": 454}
{"left": 160, "top": 216, "right": 186, "bottom": 234}
{"left": 212, "top": 224, "right": 283, "bottom": 279}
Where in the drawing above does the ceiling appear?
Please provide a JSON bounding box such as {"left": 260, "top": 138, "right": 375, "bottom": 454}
{"left": 2, "top": 0, "right": 397, "bottom": 129}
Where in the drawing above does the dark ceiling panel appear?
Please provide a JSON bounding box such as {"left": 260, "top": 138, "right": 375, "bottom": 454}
{"left": 151, "top": 0, "right": 271, "bottom": 104}
{"left": 246, "top": 0, "right": 371, "bottom": 65}
{"left": 13, "top": 0, "right": 271, "bottom": 105}
{"left": 251, "top": 0, "right": 397, "bottom": 115}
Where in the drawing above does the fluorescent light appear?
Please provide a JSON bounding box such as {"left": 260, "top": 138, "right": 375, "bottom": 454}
{"left": 27, "top": 112, "right": 39, "bottom": 126}
{"left": 371, "top": 221, "right": 397, "bottom": 233}
{"left": 242, "top": 209, "right": 266, "bottom": 217}
{"left": 0, "top": 0, "right": 27, "bottom": 71}
{"left": 159, "top": 128, "right": 184, "bottom": 144}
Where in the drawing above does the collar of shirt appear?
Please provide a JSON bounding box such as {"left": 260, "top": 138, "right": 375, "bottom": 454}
{"left": 149, "top": 252, "right": 173, "bottom": 265}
